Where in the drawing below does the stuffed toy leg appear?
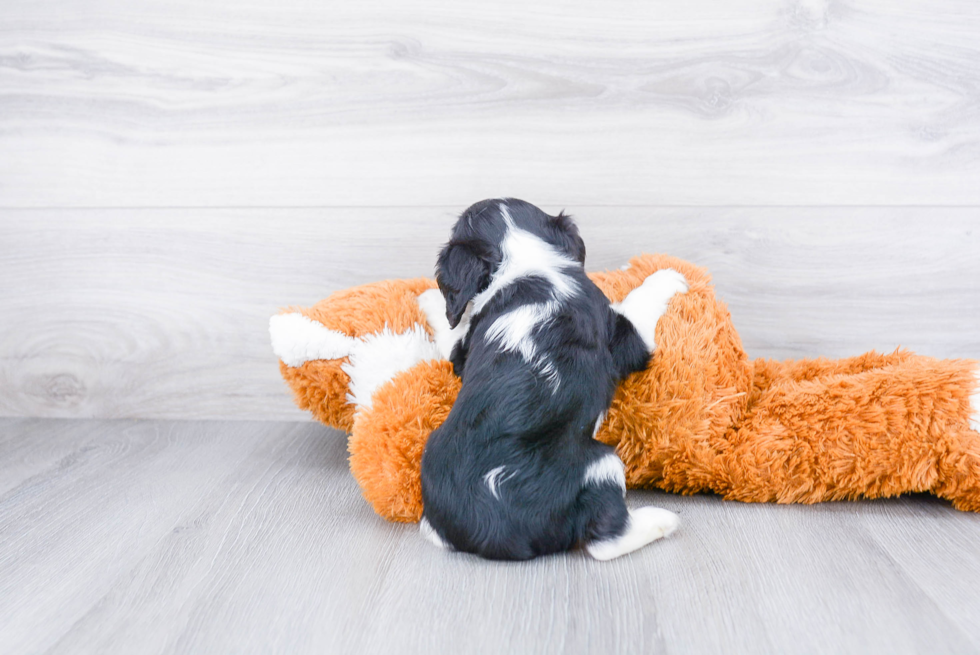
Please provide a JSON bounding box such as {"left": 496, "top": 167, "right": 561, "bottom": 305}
{"left": 271, "top": 255, "right": 980, "bottom": 521}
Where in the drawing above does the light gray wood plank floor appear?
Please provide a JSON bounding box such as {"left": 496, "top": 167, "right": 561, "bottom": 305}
{"left": 2, "top": 417, "right": 979, "bottom": 655}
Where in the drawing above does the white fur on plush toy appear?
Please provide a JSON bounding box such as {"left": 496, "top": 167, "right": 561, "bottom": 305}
{"left": 269, "top": 313, "right": 440, "bottom": 410}
{"left": 269, "top": 313, "right": 358, "bottom": 367}
{"left": 417, "top": 289, "right": 472, "bottom": 360}
{"left": 342, "top": 326, "right": 440, "bottom": 409}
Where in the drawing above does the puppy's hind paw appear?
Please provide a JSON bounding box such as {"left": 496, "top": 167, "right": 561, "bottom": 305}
{"left": 586, "top": 507, "right": 679, "bottom": 561}
{"left": 633, "top": 506, "right": 681, "bottom": 539}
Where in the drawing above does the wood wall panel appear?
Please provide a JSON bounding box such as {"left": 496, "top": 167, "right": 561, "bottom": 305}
{"left": 1, "top": 0, "right": 979, "bottom": 207}
{"left": 1, "top": 207, "right": 976, "bottom": 419}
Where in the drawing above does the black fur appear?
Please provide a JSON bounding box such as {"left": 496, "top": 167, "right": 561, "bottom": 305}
{"left": 420, "top": 199, "right": 651, "bottom": 560}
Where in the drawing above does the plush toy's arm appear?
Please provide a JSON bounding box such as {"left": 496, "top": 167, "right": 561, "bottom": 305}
{"left": 611, "top": 268, "right": 689, "bottom": 352}
{"left": 270, "top": 278, "right": 444, "bottom": 427}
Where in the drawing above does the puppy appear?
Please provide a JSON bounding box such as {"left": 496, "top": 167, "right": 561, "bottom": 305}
{"left": 417, "top": 199, "right": 686, "bottom": 560}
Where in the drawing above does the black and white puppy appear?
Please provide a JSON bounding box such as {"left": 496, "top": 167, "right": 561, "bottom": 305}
{"left": 417, "top": 199, "right": 687, "bottom": 560}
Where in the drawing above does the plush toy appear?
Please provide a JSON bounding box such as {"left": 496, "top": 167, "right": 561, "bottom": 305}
{"left": 270, "top": 254, "right": 980, "bottom": 522}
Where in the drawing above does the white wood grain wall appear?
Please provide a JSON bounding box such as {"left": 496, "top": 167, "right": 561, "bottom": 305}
{"left": 1, "top": 0, "right": 978, "bottom": 420}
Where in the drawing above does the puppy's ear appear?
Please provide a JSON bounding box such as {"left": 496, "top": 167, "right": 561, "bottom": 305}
{"left": 552, "top": 211, "right": 586, "bottom": 264}
{"left": 436, "top": 240, "right": 491, "bottom": 328}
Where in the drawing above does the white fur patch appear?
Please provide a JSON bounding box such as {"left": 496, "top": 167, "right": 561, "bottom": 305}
{"left": 471, "top": 203, "right": 580, "bottom": 314}
{"left": 270, "top": 311, "right": 444, "bottom": 412}
{"left": 485, "top": 302, "right": 558, "bottom": 362}
{"left": 612, "top": 268, "right": 689, "bottom": 352}
{"left": 970, "top": 368, "right": 979, "bottom": 432}
{"left": 341, "top": 325, "right": 441, "bottom": 410}
{"left": 592, "top": 411, "right": 608, "bottom": 439}
{"left": 538, "top": 360, "right": 561, "bottom": 390}
{"left": 586, "top": 507, "right": 679, "bottom": 561}
{"left": 420, "top": 516, "right": 450, "bottom": 550}
{"left": 483, "top": 465, "right": 515, "bottom": 500}
{"left": 417, "top": 288, "right": 472, "bottom": 359}
{"left": 583, "top": 453, "right": 626, "bottom": 494}
{"left": 269, "top": 313, "right": 358, "bottom": 367}
{"left": 484, "top": 301, "right": 563, "bottom": 390}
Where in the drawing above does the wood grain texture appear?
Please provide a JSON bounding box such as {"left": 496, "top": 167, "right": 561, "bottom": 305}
{"left": 1, "top": 417, "right": 978, "bottom": 654}
{"left": 2, "top": 207, "right": 977, "bottom": 420}
{"left": 2, "top": 0, "right": 980, "bottom": 206}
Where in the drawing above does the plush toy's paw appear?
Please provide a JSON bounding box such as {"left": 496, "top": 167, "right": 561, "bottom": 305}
{"left": 269, "top": 313, "right": 358, "bottom": 367}
{"left": 613, "top": 268, "right": 689, "bottom": 352}
{"left": 586, "top": 507, "right": 679, "bottom": 561}
{"left": 270, "top": 311, "right": 442, "bottom": 411}
{"left": 417, "top": 288, "right": 471, "bottom": 360}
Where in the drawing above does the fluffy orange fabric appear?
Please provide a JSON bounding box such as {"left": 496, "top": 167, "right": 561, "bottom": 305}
{"left": 349, "top": 360, "right": 460, "bottom": 521}
{"left": 277, "top": 255, "right": 980, "bottom": 521}
{"left": 278, "top": 277, "right": 437, "bottom": 431}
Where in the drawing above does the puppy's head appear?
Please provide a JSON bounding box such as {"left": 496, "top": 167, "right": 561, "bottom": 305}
{"left": 435, "top": 198, "right": 586, "bottom": 327}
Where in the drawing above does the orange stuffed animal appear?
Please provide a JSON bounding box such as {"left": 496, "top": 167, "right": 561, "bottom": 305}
{"left": 270, "top": 254, "right": 980, "bottom": 522}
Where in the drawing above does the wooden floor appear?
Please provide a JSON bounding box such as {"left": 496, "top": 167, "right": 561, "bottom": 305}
{"left": 2, "top": 417, "right": 979, "bottom": 655}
